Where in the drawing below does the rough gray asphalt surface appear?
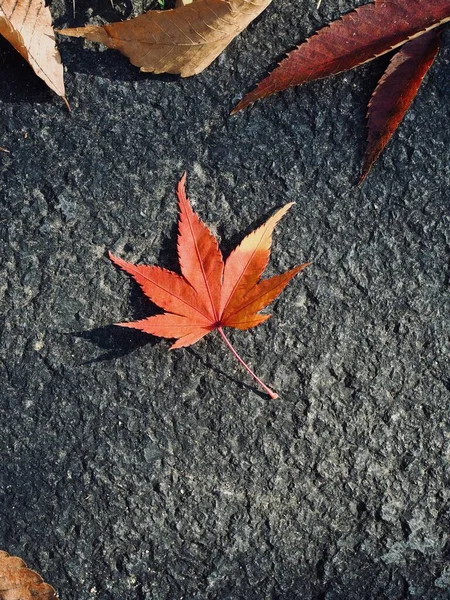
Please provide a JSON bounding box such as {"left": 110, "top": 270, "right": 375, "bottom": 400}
{"left": 1, "top": 0, "right": 450, "bottom": 598}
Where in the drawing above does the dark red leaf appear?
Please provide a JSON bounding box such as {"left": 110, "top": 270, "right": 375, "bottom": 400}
{"left": 360, "top": 28, "right": 442, "bottom": 182}
{"left": 233, "top": 0, "right": 450, "bottom": 113}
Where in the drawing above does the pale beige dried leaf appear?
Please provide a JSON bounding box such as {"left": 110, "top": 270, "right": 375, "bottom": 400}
{"left": 0, "top": 551, "right": 58, "bottom": 600}
{"left": 59, "top": 0, "right": 273, "bottom": 77}
{"left": 0, "top": 0, "right": 65, "bottom": 98}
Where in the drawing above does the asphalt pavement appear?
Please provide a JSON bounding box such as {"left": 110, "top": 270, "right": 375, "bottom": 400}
{"left": 1, "top": 1, "right": 449, "bottom": 598}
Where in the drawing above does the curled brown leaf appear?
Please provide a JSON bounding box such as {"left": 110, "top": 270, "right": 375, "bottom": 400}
{"left": 0, "top": 550, "right": 58, "bottom": 600}
{"left": 0, "top": 0, "right": 66, "bottom": 100}
{"left": 59, "top": 0, "right": 273, "bottom": 77}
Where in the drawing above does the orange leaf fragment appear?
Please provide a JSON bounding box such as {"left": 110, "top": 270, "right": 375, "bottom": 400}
{"left": 0, "top": 0, "right": 66, "bottom": 100}
{"left": 109, "top": 174, "right": 310, "bottom": 398}
{"left": 59, "top": 0, "right": 273, "bottom": 77}
{"left": 0, "top": 550, "right": 58, "bottom": 600}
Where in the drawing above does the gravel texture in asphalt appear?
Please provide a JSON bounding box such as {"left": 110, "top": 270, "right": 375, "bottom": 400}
{"left": 1, "top": 1, "right": 449, "bottom": 598}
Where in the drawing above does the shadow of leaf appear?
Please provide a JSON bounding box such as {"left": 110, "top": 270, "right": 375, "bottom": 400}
{"left": 188, "top": 344, "right": 268, "bottom": 400}
{"left": 0, "top": 38, "right": 59, "bottom": 104}
{"left": 73, "top": 324, "right": 155, "bottom": 363}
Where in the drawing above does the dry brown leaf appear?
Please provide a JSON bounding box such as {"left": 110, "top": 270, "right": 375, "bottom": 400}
{"left": 0, "top": 0, "right": 66, "bottom": 100}
{"left": 59, "top": 0, "right": 273, "bottom": 77}
{"left": 0, "top": 550, "right": 58, "bottom": 600}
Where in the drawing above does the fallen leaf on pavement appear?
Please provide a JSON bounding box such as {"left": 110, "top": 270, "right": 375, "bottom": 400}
{"left": 109, "top": 174, "right": 310, "bottom": 399}
{"left": 59, "top": 0, "right": 272, "bottom": 77}
{"left": 0, "top": 0, "right": 66, "bottom": 102}
{"left": 233, "top": 0, "right": 450, "bottom": 181}
{"left": 0, "top": 550, "right": 58, "bottom": 600}
{"left": 360, "top": 28, "right": 442, "bottom": 182}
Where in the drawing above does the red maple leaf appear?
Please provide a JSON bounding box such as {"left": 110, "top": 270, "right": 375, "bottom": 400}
{"left": 109, "top": 174, "right": 310, "bottom": 399}
{"left": 233, "top": 0, "right": 450, "bottom": 181}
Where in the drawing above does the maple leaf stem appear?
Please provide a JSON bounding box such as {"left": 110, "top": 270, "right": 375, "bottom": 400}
{"left": 217, "top": 327, "right": 278, "bottom": 399}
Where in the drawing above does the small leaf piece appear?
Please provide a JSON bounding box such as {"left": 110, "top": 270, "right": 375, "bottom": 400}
{"left": 109, "top": 174, "right": 310, "bottom": 398}
{"left": 0, "top": 0, "right": 65, "bottom": 99}
{"left": 0, "top": 550, "right": 58, "bottom": 600}
{"left": 360, "top": 28, "right": 442, "bottom": 182}
{"left": 233, "top": 0, "right": 450, "bottom": 112}
{"left": 59, "top": 0, "right": 272, "bottom": 77}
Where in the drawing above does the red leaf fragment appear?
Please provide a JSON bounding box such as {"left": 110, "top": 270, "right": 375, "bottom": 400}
{"left": 109, "top": 174, "right": 310, "bottom": 398}
{"left": 360, "top": 28, "right": 442, "bottom": 182}
{"left": 233, "top": 0, "right": 450, "bottom": 113}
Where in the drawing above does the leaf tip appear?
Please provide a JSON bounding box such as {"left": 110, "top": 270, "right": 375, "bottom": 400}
{"left": 177, "top": 172, "right": 187, "bottom": 197}
{"left": 114, "top": 321, "right": 136, "bottom": 329}
{"left": 294, "top": 261, "right": 312, "bottom": 275}
{"left": 231, "top": 97, "right": 249, "bottom": 115}
{"left": 358, "top": 160, "right": 372, "bottom": 186}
